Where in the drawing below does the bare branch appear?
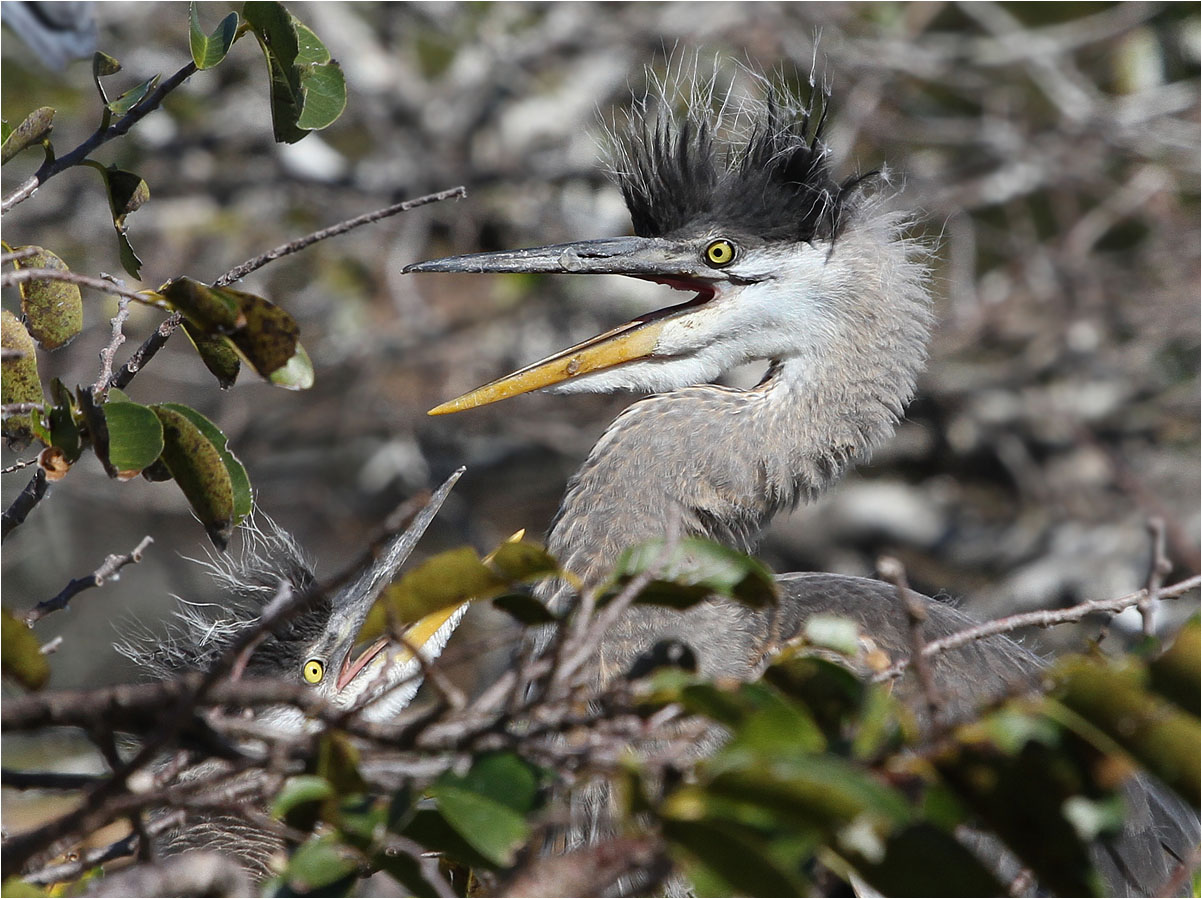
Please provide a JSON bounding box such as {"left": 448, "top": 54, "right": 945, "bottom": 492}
{"left": 874, "top": 575, "right": 1202, "bottom": 683}
{"left": 107, "top": 312, "right": 182, "bottom": 392}
{"left": 24, "top": 536, "right": 154, "bottom": 626}
{"left": 1141, "top": 517, "right": 1172, "bottom": 638}
{"left": 0, "top": 267, "right": 162, "bottom": 307}
{"left": 94, "top": 296, "right": 132, "bottom": 398}
{"left": 213, "top": 186, "right": 467, "bottom": 287}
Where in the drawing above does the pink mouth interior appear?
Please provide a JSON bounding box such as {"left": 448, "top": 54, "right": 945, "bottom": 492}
{"left": 336, "top": 636, "right": 389, "bottom": 691}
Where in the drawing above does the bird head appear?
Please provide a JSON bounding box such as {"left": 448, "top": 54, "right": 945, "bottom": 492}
{"left": 406, "top": 74, "right": 887, "bottom": 414}
{"left": 120, "top": 473, "right": 465, "bottom": 726}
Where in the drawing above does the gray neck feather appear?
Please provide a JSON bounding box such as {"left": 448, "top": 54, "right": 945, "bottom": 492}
{"left": 547, "top": 210, "right": 932, "bottom": 590}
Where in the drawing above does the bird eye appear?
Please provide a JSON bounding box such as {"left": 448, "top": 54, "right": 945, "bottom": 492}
{"left": 704, "top": 239, "right": 737, "bottom": 267}
{"left": 302, "top": 659, "right": 324, "bottom": 684}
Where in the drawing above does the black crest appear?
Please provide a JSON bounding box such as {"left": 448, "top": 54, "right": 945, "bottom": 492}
{"left": 611, "top": 71, "right": 864, "bottom": 243}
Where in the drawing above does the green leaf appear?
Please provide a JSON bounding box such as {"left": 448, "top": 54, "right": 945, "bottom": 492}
{"left": 1, "top": 310, "right": 43, "bottom": 448}
{"left": 400, "top": 808, "right": 497, "bottom": 871}
{"left": 152, "top": 405, "right": 236, "bottom": 549}
{"left": 83, "top": 166, "right": 150, "bottom": 278}
{"left": 1148, "top": 617, "right": 1200, "bottom": 715}
{"left": 2, "top": 609, "right": 49, "bottom": 690}
{"left": 268, "top": 341, "right": 314, "bottom": 390}
{"left": 488, "top": 541, "right": 560, "bottom": 581}
{"left": 10, "top": 247, "right": 82, "bottom": 349}
{"left": 316, "top": 732, "right": 367, "bottom": 795}
{"left": 181, "top": 320, "right": 241, "bottom": 389}
{"left": 1054, "top": 656, "right": 1201, "bottom": 804}
{"left": 0, "top": 107, "right": 54, "bottom": 165}
{"left": 157, "top": 403, "right": 252, "bottom": 524}
{"left": 357, "top": 547, "right": 503, "bottom": 645}
{"left": 189, "top": 3, "right": 239, "bottom": 70}
{"left": 105, "top": 75, "right": 160, "bottom": 116}
{"left": 281, "top": 834, "right": 359, "bottom": 895}
{"left": 272, "top": 775, "right": 335, "bottom": 819}
{"left": 429, "top": 753, "right": 541, "bottom": 867}
{"left": 664, "top": 817, "right": 810, "bottom": 897}
{"left": 243, "top": 2, "right": 346, "bottom": 143}
{"left": 46, "top": 379, "right": 80, "bottom": 462}
{"left": 102, "top": 399, "right": 165, "bottom": 475}
{"left": 615, "top": 537, "right": 778, "bottom": 610}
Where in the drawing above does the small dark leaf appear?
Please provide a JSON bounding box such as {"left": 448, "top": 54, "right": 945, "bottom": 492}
{"left": 1, "top": 608, "right": 49, "bottom": 690}
{"left": 91, "top": 52, "right": 121, "bottom": 103}
{"left": 105, "top": 168, "right": 150, "bottom": 223}
{"left": 152, "top": 404, "right": 236, "bottom": 549}
{"left": 492, "top": 593, "right": 558, "bottom": 625}
{"left": 1, "top": 310, "right": 43, "bottom": 448}
{"left": 228, "top": 291, "right": 300, "bottom": 377}
{"left": 272, "top": 775, "right": 334, "bottom": 820}
{"left": 46, "top": 379, "right": 80, "bottom": 462}
{"left": 160, "top": 277, "right": 241, "bottom": 332}
{"left": 189, "top": 3, "right": 239, "bottom": 70}
{"left": 661, "top": 817, "right": 809, "bottom": 897}
{"left": 316, "top": 732, "right": 367, "bottom": 795}
{"left": 1, "top": 107, "right": 54, "bottom": 165}
{"left": 859, "top": 823, "right": 1007, "bottom": 896}
{"left": 11, "top": 246, "right": 82, "bottom": 349}
{"left": 181, "top": 320, "right": 241, "bottom": 389}
{"left": 400, "top": 808, "right": 496, "bottom": 871}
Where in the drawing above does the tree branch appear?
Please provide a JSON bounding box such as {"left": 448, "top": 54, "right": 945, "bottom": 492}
{"left": 24, "top": 535, "right": 154, "bottom": 626}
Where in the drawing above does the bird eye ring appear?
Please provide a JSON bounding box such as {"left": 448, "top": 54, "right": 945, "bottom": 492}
{"left": 704, "top": 239, "right": 736, "bottom": 267}
{"left": 302, "top": 659, "right": 324, "bottom": 684}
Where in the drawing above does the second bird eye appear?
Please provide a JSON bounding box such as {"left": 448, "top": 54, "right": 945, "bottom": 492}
{"left": 704, "top": 239, "right": 736, "bottom": 266}
{"left": 303, "top": 659, "right": 324, "bottom": 684}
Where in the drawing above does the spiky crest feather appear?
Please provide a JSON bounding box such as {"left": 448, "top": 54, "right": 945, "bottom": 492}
{"left": 605, "top": 56, "right": 864, "bottom": 243}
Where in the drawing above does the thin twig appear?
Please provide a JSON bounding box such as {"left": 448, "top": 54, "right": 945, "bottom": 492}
{"left": 213, "top": 186, "right": 467, "bottom": 287}
{"left": 1140, "top": 517, "right": 1171, "bottom": 638}
{"left": 1, "top": 457, "right": 39, "bottom": 474}
{"left": 108, "top": 313, "right": 181, "bottom": 392}
{"left": 94, "top": 296, "right": 132, "bottom": 399}
{"left": 873, "top": 575, "right": 1202, "bottom": 683}
{"left": 879, "top": 556, "right": 944, "bottom": 728}
{"left": 24, "top": 536, "right": 154, "bottom": 626}
{"left": 0, "top": 403, "right": 43, "bottom": 417}
{"left": 1, "top": 469, "right": 47, "bottom": 542}
{"left": 0, "top": 247, "right": 40, "bottom": 265}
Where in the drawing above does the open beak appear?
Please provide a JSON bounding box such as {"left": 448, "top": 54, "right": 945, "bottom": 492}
{"left": 404, "top": 237, "right": 720, "bottom": 414}
{"left": 325, "top": 469, "right": 468, "bottom": 693}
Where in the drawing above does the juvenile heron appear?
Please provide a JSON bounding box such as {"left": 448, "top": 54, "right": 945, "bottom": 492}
{"left": 406, "top": 70, "right": 1199, "bottom": 894}
{"left": 119, "top": 473, "right": 466, "bottom": 880}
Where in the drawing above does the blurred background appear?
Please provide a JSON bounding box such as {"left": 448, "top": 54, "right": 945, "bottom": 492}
{"left": 2, "top": 1, "right": 1199, "bottom": 823}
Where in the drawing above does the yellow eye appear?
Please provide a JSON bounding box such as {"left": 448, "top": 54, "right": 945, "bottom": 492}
{"left": 704, "top": 239, "right": 736, "bottom": 267}
{"left": 302, "top": 659, "right": 324, "bottom": 684}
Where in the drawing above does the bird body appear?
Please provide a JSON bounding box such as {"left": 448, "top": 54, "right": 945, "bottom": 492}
{"left": 407, "top": 64, "right": 1199, "bottom": 895}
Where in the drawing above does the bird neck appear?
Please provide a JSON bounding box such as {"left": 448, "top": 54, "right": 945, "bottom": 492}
{"left": 546, "top": 214, "right": 932, "bottom": 586}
